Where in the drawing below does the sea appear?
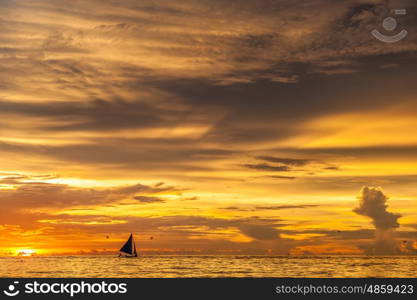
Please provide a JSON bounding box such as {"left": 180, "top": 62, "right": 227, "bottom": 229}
{"left": 0, "top": 256, "right": 416, "bottom": 278}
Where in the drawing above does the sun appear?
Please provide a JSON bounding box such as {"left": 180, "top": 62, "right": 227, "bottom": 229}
{"left": 16, "top": 249, "right": 36, "bottom": 257}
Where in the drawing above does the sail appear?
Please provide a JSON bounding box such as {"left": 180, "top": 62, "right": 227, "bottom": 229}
{"left": 119, "top": 234, "right": 134, "bottom": 255}
{"left": 133, "top": 241, "right": 138, "bottom": 257}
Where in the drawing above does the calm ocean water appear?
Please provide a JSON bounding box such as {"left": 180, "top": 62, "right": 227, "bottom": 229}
{"left": 1, "top": 256, "right": 416, "bottom": 278}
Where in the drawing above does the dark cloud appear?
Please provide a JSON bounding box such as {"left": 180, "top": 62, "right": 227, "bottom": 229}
{"left": 221, "top": 205, "right": 319, "bottom": 212}
{"left": 276, "top": 145, "right": 417, "bottom": 158}
{"left": 341, "top": 3, "right": 380, "bottom": 29}
{"left": 245, "top": 156, "right": 338, "bottom": 176}
{"left": 0, "top": 99, "right": 169, "bottom": 132}
{"left": 141, "top": 60, "right": 417, "bottom": 149}
{"left": 257, "top": 156, "right": 311, "bottom": 166}
{"left": 133, "top": 196, "right": 166, "bottom": 204}
{"left": 262, "top": 175, "right": 296, "bottom": 180}
{"left": 242, "top": 163, "right": 290, "bottom": 172}
{"left": 0, "top": 139, "right": 236, "bottom": 170}
{"left": 255, "top": 205, "right": 319, "bottom": 210}
{"left": 0, "top": 175, "right": 31, "bottom": 185}
{"left": 0, "top": 178, "right": 177, "bottom": 209}
{"left": 323, "top": 166, "right": 339, "bottom": 171}
{"left": 238, "top": 224, "right": 280, "bottom": 240}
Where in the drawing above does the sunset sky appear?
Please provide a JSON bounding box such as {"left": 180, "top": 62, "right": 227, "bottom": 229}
{"left": 1, "top": 0, "right": 417, "bottom": 256}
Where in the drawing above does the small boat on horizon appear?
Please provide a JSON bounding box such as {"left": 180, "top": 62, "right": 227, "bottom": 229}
{"left": 118, "top": 233, "right": 138, "bottom": 257}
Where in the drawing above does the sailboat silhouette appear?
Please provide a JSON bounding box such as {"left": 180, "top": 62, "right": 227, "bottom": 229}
{"left": 119, "top": 233, "right": 138, "bottom": 257}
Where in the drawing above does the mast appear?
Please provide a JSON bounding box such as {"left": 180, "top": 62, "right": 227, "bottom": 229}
{"left": 133, "top": 237, "right": 138, "bottom": 257}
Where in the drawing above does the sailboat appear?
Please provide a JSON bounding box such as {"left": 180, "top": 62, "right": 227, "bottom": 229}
{"left": 118, "top": 233, "right": 138, "bottom": 257}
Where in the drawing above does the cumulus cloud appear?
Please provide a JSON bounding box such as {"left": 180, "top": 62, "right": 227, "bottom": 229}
{"left": 354, "top": 186, "right": 401, "bottom": 230}
{"left": 353, "top": 187, "right": 403, "bottom": 254}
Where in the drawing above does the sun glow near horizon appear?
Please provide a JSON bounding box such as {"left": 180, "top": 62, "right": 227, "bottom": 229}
{"left": 15, "top": 249, "right": 37, "bottom": 257}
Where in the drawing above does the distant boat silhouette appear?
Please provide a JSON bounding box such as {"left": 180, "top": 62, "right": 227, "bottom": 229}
{"left": 118, "top": 233, "right": 138, "bottom": 257}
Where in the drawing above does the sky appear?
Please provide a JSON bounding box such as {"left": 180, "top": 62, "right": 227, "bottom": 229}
{"left": 0, "top": 0, "right": 416, "bottom": 256}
